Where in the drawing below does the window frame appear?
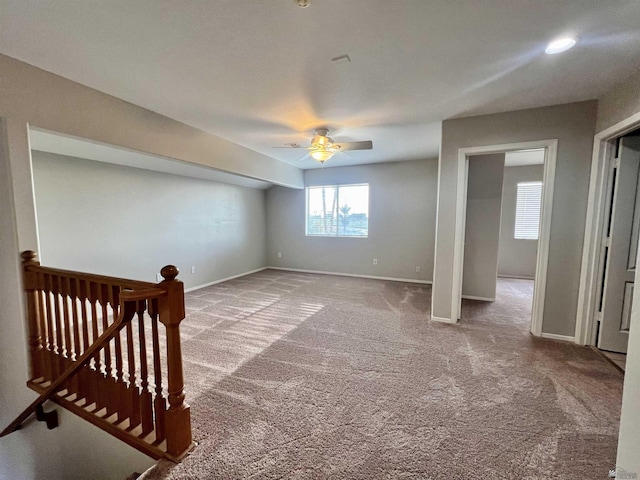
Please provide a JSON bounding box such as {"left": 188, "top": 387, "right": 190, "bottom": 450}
{"left": 305, "top": 183, "right": 370, "bottom": 238}
{"left": 514, "top": 181, "right": 543, "bottom": 240}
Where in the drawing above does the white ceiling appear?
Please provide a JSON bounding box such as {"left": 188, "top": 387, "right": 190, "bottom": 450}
{"left": 504, "top": 149, "right": 545, "bottom": 167}
{"left": 2, "top": 1, "right": 640, "bottom": 171}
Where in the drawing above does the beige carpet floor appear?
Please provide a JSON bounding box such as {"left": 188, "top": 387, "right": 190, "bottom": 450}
{"left": 141, "top": 271, "right": 623, "bottom": 479}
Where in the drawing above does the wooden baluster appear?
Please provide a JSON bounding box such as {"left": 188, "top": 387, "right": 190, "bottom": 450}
{"left": 43, "top": 273, "right": 56, "bottom": 380}
{"left": 79, "top": 280, "right": 90, "bottom": 355}
{"left": 21, "top": 251, "right": 44, "bottom": 380}
{"left": 113, "top": 284, "right": 130, "bottom": 424}
{"left": 110, "top": 284, "right": 127, "bottom": 423}
{"left": 78, "top": 280, "right": 93, "bottom": 407}
{"left": 70, "top": 278, "right": 81, "bottom": 361}
{"left": 75, "top": 278, "right": 90, "bottom": 406}
{"left": 151, "top": 302, "right": 166, "bottom": 443}
{"left": 100, "top": 283, "right": 117, "bottom": 417}
{"left": 100, "top": 284, "right": 112, "bottom": 374}
{"left": 89, "top": 282, "right": 100, "bottom": 355}
{"left": 125, "top": 318, "right": 141, "bottom": 430}
{"left": 72, "top": 278, "right": 83, "bottom": 400}
{"left": 61, "top": 276, "right": 72, "bottom": 360}
{"left": 36, "top": 270, "right": 52, "bottom": 383}
{"left": 89, "top": 281, "right": 104, "bottom": 412}
{"left": 51, "top": 274, "right": 66, "bottom": 379}
{"left": 137, "top": 301, "right": 154, "bottom": 436}
{"left": 61, "top": 276, "right": 78, "bottom": 398}
{"left": 158, "top": 266, "right": 192, "bottom": 458}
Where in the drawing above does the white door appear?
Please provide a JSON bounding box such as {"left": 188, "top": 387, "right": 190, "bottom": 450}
{"left": 599, "top": 134, "right": 640, "bottom": 353}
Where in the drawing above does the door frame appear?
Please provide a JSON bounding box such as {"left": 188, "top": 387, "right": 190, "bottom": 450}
{"left": 576, "top": 111, "right": 640, "bottom": 345}
{"left": 452, "top": 139, "right": 558, "bottom": 336}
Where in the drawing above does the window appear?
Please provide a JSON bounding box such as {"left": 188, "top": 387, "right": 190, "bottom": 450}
{"left": 514, "top": 181, "right": 542, "bottom": 240}
{"left": 306, "top": 184, "right": 369, "bottom": 237}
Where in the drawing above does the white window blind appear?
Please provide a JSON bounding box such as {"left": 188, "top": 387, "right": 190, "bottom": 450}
{"left": 514, "top": 181, "right": 542, "bottom": 240}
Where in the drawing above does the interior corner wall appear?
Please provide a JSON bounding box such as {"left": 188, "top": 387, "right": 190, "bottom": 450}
{"left": 266, "top": 159, "right": 437, "bottom": 282}
{"left": 432, "top": 101, "right": 597, "bottom": 336}
{"left": 462, "top": 153, "right": 505, "bottom": 300}
{"left": 498, "top": 165, "right": 544, "bottom": 279}
{"left": 31, "top": 151, "right": 267, "bottom": 288}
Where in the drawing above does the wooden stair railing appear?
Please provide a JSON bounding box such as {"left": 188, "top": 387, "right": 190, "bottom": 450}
{"left": 0, "top": 292, "right": 141, "bottom": 437}
{"left": 1, "top": 251, "right": 195, "bottom": 462}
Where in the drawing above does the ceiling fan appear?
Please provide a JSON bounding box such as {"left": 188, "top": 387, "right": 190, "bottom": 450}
{"left": 275, "top": 128, "right": 373, "bottom": 164}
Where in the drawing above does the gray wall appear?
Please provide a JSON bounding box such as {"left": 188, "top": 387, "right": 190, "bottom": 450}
{"left": 0, "top": 51, "right": 289, "bottom": 479}
{"left": 432, "top": 101, "right": 597, "bottom": 336}
{"left": 0, "top": 53, "right": 302, "bottom": 188}
{"left": 596, "top": 66, "right": 640, "bottom": 476}
{"left": 462, "top": 154, "right": 505, "bottom": 300}
{"left": 597, "top": 67, "right": 640, "bottom": 133}
{"left": 498, "top": 165, "right": 544, "bottom": 279}
{"left": 1, "top": 122, "right": 155, "bottom": 480}
{"left": 32, "top": 151, "right": 267, "bottom": 289}
{"left": 267, "top": 159, "right": 437, "bottom": 282}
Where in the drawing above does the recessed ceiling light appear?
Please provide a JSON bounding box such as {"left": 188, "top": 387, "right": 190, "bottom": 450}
{"left": 545, "top": 37, "right": 577, "bottom": 55}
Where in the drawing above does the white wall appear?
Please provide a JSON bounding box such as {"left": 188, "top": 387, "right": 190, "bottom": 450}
{"left": 432, "top": 101, "right": 597, "bottom": 335}
{"left": 32, "top": 151, "right": 267, "bottom": 289}
{"left": 267, "top": 159, "right": 437, "bottom": 282}
{"left": 462, "top": 154, "right": 505, "bottom": 300}
{"left": 498, "top": 165, "right": 544, "bottom": 279}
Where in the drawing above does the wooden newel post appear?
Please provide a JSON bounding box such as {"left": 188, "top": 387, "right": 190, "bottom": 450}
{"left": 158, "top": 265, "right": 192, "bottom": 460}
{"left": 21, "top": 250, "right": 44, "bottom": 380}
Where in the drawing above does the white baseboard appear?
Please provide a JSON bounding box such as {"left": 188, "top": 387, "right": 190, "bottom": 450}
{"left": 540, "top": 332, "right": 575, "bottom": 342}
{"left": 184, "top": 267, "right": 268, "bottom": 292}
{"left": 497, "top": 274, "right": 535, "bottom": 280}
{"left": 267, "top": 266, "right": 432, "bottom": 285}
{"left": 431, "top": 315, "right": 457, "bottom": 324}
{"left": 461, "top": 295, "right": 495, "bottom": 301}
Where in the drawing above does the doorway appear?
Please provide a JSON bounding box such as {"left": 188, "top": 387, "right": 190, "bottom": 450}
{"left": 452, "top": 139, "right": 558, "bottom": 337}
{"left": 460, "top": 149, "right": 545, "bottom": 330}
{"left": 576, "top": 113, "right": 640, "bottom": 356}
{"left": 592, "top": 130, "right": 640, "bottom": 360}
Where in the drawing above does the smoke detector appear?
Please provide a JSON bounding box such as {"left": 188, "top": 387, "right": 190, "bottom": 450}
{"left": 295, "top": 0, "right": 310, "bottom": 7}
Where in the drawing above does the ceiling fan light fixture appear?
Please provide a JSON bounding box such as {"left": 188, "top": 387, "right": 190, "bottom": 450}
{"left": 311, "top": 136, "right": 331, "bottom": 148}
{"left": 273, "top": 127, "right": 371, "bottom": 164}
{"left": 310, "top": 148, "right": 335, "bottom": 163}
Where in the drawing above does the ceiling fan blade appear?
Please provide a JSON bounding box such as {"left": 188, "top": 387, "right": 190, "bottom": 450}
{"left": 333, "top": 140, "right": 373, "bottom": 151}
{"left": 273, "top": 143, "right": 314, "bottom": 149}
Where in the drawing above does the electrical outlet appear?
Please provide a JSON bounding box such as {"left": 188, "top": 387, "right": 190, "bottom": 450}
{"left": 373, "top": 258, "right": 378, "bottom": 266}
{"left": 191, "top": 266, "right": 196, "bottom": 274}
{"left": 415, "top": 266, "right": 421, "bottom": 273}
{"left": 156, "top": 273, "right": 162, "bottom": 282}
{"left": 277, "top": 252, "right": 282, "bottom": 258}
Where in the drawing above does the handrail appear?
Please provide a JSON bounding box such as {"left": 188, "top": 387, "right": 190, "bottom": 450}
{"left": 23, "top": 264, "right": 158, "bottom": 291}
{"left": 0, "top": 289, "right": 160, "bottom": 437}
{"left": 9, "top": 251, "right": 194, "bottom": 462}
